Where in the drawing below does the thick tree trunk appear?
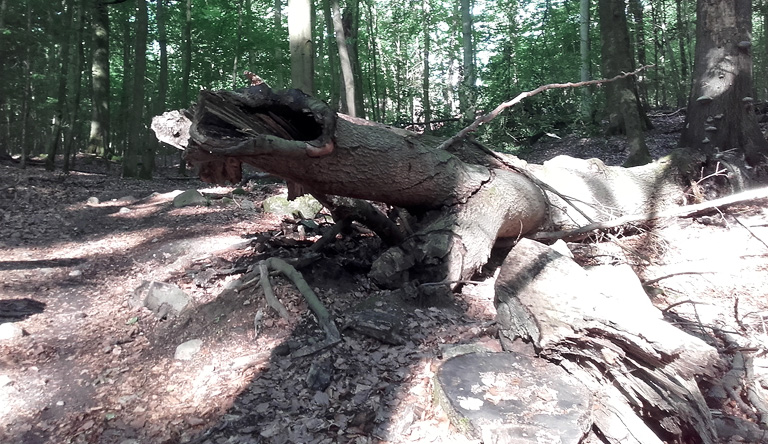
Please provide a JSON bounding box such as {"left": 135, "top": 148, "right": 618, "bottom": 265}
{"left": 598, "top": 0, "right": 652, "bottom": 167}
{"left": 152, "top": 84, "right": 690, "bottom": 288}
{"left": 87, "top": 0, "right": 110, "bottom": 157}
{"left": 680, "top": 0, "right": 768, "bottom": 166}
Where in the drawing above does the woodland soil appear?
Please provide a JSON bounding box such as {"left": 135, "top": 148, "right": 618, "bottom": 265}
{"left": 0, "top": 114, "right": 767, "bottom": 444}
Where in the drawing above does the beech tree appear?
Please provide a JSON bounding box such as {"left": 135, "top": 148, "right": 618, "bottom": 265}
{"left": 680, "top": 0, "right": 768, "bottom": 167}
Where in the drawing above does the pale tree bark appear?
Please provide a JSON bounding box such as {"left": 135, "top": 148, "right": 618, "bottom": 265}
{"left": 579, "top": 0, "right": 591, "bottom": 121}
{"left": 598, "top": 0, "right": 652, "bottom": 167}
{"left": 342, "top": 0, "right": 365, "bottom": 118}
{"left": 366, "top": 0, "right": 381, "bottom": 121}
{"left": 288, "top": 0, "right": 314, "bottom": 95}
{"left": 46, "top": 0, "right": 74, "bottom": 171}
{"left": 321, "top": 0, "right": 340, "bottom": 109}
{"left": 680, "top": 0, "right": 768, "bottom": 166}
{"left": 87, "top": 0, "right": 110, "bottom": 157}
{"left": 331, "top": 0, "right": 355, "bottom": 115}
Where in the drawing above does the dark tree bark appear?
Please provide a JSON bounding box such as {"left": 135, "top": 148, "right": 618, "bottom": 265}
{"left": 421, "top": 0, "right": 431, "bottom": 134}
{"left": 598, "top": 0, "right": 653, "bottom": 167}
{"left": 123, "top": 0, "right": 150, "bottom": 178}
{"left": 46, "top": 0, "right": 74, "bottom": 171}
{"left": 458, "top": 0, "right": 475, "bottom": 124}
{"left": 680, "top": 0, "right": 768, "bottom": 167}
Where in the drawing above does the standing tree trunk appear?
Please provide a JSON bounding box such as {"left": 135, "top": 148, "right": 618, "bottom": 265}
{"left": 288, "top": 0, "right": 314, "bottom": 95}
{"left": 331, "top": 0, "right": 355, "bottom": 116}
{"left": 0, "top": 0, "right": 9, "bottom": 160}
{"left": 579, "top": 0, "right": 592, "bottom": 121}
{"left": 46, "top": 0, "right": 74, "bottom": 171}
{"left": 20, "top": 0, "right": 33, "bottom": 168}
{"left": 232, "top": 0, "right": 243, "bottom": 89}
{"left": 87, "top": 0, "right": 110, "bottom": 157}
{"left": 458, "top": 0, "right": 475, "bottom": 124}
{"left": 178, "top": 0, "right": 192, "bottom": 175}
{"left": 273, "top": 0, "right": 284, "bottom": 89}
{"left": 598, "top": 0, "right": 652, "bottom": 167}
{"left": 680, "top": 0, "right": 768, "bottom": 166}
{"left": 321, "top": 0, "right": 340, "bottom": 110}
{"left": 342, "top": 0, "right": 365, "bottom": 118}
{"left": 63, "top": 0, "right": 87, "bottom": 173}
{"left": 123, "top": 0, "right": 149, "bottom": 178}
{"left": 421, "top": 0, "right": 431, "bottom": 133}
{"left": 628, "top": 0, "right": 649, "bottom": 110}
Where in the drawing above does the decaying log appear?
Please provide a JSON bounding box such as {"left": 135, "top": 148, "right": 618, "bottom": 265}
{"left": 495, "top": 239, "right": 721, "bottom": 443}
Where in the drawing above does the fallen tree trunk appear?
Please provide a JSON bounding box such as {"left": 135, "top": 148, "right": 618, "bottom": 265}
{"left": 152, "top": 84, "right": 693, "bottom": 288}
{"left": 151, "top": 84, "right": 723, "bottom": 442}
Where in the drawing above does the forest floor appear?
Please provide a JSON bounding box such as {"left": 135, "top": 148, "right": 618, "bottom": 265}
{"left": 1, "top": 113, "right": 768, "bottom": 444}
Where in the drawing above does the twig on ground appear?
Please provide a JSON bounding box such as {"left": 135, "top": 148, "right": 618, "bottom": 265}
{"left": 641, "top": 271, "right": 717, "bottom": 286}
{"left": 733, "top": 217, "right": 768, "bottom": 251}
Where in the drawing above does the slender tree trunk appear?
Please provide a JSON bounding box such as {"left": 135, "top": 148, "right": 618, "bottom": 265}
{"left": 64, "top": 0, "right": 87, "bottom": 173}
{"left": 0, "top": 0, "right": 8, "bottom": 159}
{"left": 123, "top": 0, "right": 149, "bottom": 178}
{"left": 628, "top": 0, "right": 649, "bottom": 110}
{"left": 273, "top": 0, "right": 284, "bottom": 89}
{"left": 680, "top": 0, "right": 768, "bottom": 166}
{"left": 118, "top": 8, "right": 131, "bottom": 157}
{"left": 579, "top": 0, "right": 591, "bottom": 121}
{"left": 288, "top": 0, "right": 314, "bottom": 95}
{"left": 331, "top": 0, "right": 355, "bottom": 116}
{"left": 322, "top": 0, "right": 340, "bottom": 110}
{"left": 46, "top": 0, "right": 74, "bottom": 171}
{"left": 366, "top": 0, "right": 380, "bottom": 121}
{"left": 157, "top": 0, "right": 168, "bottom": 117}
{"left": 87, "top": 0, "right": 110, "bottom": 157}
{"left": 421, "top": 0, "right": 431, "bottom": 133}
{"left": 459, "top": 0, "right": 475, "bottom": 123}
{"left": 20, "top": 0, "right": 33, "bottom": 168}
{"left": 232, "top": 0, "right": 243, "bottom": 89}
{"left": 343, "top": 0, "right": 365, "bottom": 118}
{"left": 179, "top": 0, "right": 192, "bottom": 175}
{"left": 676, "top": 0, "right": 688, "bottom": 81}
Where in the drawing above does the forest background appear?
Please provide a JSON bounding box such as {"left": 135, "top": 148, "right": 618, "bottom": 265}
{"left": 0, "top": 0, "right": 751, "bottom": 177}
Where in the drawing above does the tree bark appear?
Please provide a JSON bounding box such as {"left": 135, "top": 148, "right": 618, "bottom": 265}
{"left": 421, "top": 0, "right": 432, "bottom": 134}
{"left": 87, "top": 0, "right": 110, "bottom": 157}
{"left": 331, "top": 0, "right": 356, "bottom": 116}
{"left": 458, "top": 0, "right": 475, "bottom": 124}
{"left": 598, "top": 0, "right": 652, "bottom": 167}
{"left": 579, "top": 0, "right": 592, "bottom": 121}
{"left": 680, "top": 0, "right": 768, "bottom": 166}
{"left": 123, "top": 0, "right": 150, "bottom": 178}
{"left": 46, "top": 0, "right": 74, "bottom": 171}
{"left": 288, "top": 0, "right": 314, "bottom": 95}
{"left": 152, "top": 84, "right": 691, "bottom": 287}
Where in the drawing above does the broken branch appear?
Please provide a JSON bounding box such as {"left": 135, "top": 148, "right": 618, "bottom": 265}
{"left": 438, "top": 64, "right": 655, "bottom": 150}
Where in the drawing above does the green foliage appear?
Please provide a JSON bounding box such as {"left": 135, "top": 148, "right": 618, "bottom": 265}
{"left": 4, "top": 0, "right": 764, "bottom": 171}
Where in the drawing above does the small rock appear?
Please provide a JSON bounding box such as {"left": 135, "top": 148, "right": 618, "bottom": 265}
{"left": 130, "top": 281, "right": 192, "bottom": 318}
{"left": 68, "top": 270, "right": 83, "bottom": 278}
{"left": 86, "top": 197, "right": 100, "bottom": 205}
{"left": 0, "top": 323, "right": 24, "bottom": 340}
{"left": 118, "top": 207, "right": 131, "bottom": 214}
{"left": 173, "top": 189, "right": 209, "bottom": 208}
{"left": 175, "top": 339, "right": 203, "bottom": 360}
{"left": 240, "top": 199, "right": 255, "bottom": 210}
{"left": 117, "top": 195, "right": 136, "bottom": 202}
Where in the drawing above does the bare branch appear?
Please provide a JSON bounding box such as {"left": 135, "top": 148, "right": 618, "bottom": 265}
{"left": 438, "top": 64, "right": 655, "bottom": 151}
